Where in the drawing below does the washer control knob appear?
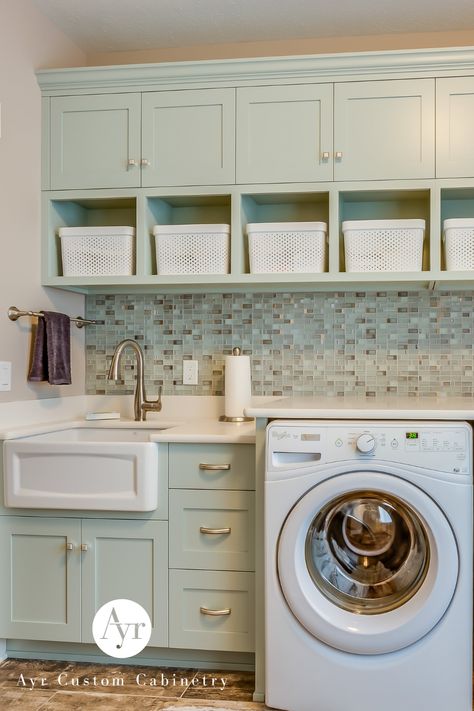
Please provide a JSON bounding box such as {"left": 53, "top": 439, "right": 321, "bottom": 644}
{"left": 356, "top": 433, "right": 376, "bottom": 453}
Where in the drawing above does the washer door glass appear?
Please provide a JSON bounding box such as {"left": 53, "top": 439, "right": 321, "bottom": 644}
{"left": 305, "top": 491, "right": 430, "bottom": 614}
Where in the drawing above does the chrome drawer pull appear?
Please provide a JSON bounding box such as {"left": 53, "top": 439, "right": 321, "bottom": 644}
{"left": 199, "top": 463, "right": 231, "bottom": 471}
{"left": 200, "top": 606, "right": 231, "bottom": 616}
{"left": 200, "top": 526, "right": 231, "bottom": 535}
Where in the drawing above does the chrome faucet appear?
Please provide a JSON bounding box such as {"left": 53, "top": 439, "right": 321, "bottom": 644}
{"left": 107, "top": 339, "right": 162, "bottom": 421}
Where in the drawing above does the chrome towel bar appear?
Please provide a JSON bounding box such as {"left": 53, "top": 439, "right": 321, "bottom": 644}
{"left": 8, "top": 306, "right": 97, "bottom": 329}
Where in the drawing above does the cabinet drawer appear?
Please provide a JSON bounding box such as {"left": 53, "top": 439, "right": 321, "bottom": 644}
{"left": 169, "top": 490, "right": 255, "bottom": 571}
{"left": 169, "top": 569, "right": 254, "bottom": 652}
{"left": 169, "top": 444, "right": 255, "bottom": 490}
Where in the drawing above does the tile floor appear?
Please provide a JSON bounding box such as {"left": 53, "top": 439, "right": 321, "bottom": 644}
{"left": 0, "top": 659, "right": 267, "bottom": 710}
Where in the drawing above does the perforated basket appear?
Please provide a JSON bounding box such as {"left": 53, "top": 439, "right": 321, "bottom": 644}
{"left": 443, "top": 219, "right": 474, "bottom": 271}
{"left": 153, "top": 224, "right": 230, "bottom": 275}
{"left": 343, "top": 219, "right": 425, "bottom": 272}
{"left": 247, "top": 221, "right": 327, "bottom": 274}
{"left": 58, "top": 226, "right": 135, "bottom": 276}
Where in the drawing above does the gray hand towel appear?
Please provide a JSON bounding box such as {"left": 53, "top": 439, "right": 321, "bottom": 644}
{"left": 28, "top": 311, "right": 71, "bottom": 385}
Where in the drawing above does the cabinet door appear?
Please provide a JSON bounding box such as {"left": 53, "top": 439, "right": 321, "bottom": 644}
{"left": 436, "top": 77, "right": 474, "bottom": 177}
{"left": 142, "top": 89, "right": 235, "bottom": 186}
{"left": 50, "top": 93, "right": 141, "bottom": 189}
{"left": 334, "top": 79, "right": 435, "bottom": 180}
{"left": 81, "top": 519, "right": 168, "bottom": 647}
{"left": 236, "top": 84, "right": 333, "bottom": 183}
{"left": 0, "top": 517, "right": 81, "bottom": 641}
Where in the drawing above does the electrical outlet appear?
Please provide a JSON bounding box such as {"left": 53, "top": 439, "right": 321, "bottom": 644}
{"left": 0, "top": 361, "right": 12, "bottom": 391}
{"left": 182, "top": 359, "right": 198, "bottom": 385}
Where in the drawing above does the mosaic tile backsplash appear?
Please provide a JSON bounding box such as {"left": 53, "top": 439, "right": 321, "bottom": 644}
{"left": 85, "top": 291, "right": 474, "bottom": 398}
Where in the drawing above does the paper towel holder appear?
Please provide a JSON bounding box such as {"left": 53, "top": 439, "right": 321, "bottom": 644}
{"left": 219, "top": 346, "right": 254, "bottom": 423}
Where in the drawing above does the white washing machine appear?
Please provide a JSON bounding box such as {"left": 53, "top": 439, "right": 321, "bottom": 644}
{"left": 265, "top": 420, "right": 472, "bottom": 711}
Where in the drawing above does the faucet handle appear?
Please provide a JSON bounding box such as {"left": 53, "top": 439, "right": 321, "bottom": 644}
{"left": 141, "top": 385, "right": 163, "bottom": 420}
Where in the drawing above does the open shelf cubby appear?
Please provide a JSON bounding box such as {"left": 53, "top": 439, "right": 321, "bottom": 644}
{"left": 145, "top": 194, "right": 232, "bottom": 276}
{"left": 338, "top": 189, "right": 431, "bottom": 272}
{"left": 240, "top": 192, "right": 330, "bottom": 274}
{"left": 47, "top": 196, "right": 137, "bottom": 278}
{"left": 440, "top": 187, "right": 474, "bottom": 271}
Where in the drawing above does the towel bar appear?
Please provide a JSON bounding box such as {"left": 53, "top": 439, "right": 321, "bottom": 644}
{"left": 8, "top": 306, "right": 97, "bottom": 329}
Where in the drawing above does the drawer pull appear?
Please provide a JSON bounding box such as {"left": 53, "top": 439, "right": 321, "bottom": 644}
{"left": 200, "top": 606, "right": 231, "bottom": 616}
{"left": 199, "top": 463, "right": 231, "bottom": 471}
{"left": 200, "top": 526, "right": 231, "bottom": 535}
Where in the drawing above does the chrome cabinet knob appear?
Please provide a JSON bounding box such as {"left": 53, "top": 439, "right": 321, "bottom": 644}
{"left": 80, "top": 543, "right": 89, "bottom": 552}
{"left": 66, "top": 542, "right": 74, "bottom": 551}
{"left": 321, "top": 151, "right": 330, "bottom": 161}
{"left": 141, "top": 158, "right": 151, "bottom": 166}
{"left": 335, "top": 151, "right": 343, "bottom": 160}
{"left": 127, "top": 158, "right": 137, "bottom": 168}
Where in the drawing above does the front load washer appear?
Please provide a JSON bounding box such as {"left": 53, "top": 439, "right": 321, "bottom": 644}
{"left": 265, "top": 420, "right": 472, "bottom": 711}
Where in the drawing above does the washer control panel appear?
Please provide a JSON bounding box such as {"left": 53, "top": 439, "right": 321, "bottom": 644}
{"left": 267, "top": 421, "right": 471, "bottom": 475}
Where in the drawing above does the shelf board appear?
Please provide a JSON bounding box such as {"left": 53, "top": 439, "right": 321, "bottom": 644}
{"left": 43, "top": 269, "right": 474, "bottom": 294}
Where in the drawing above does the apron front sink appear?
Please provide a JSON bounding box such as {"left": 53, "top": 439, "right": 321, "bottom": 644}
{"left": 3, "top": 427, "right": 169, "bottom": 512}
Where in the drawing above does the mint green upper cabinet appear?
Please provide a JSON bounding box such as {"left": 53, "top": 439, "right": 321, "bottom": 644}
{"left": 50, "top": 93, "right": 142, "bottom": 190}
{"left": 141, "top": 88, "right": 235, "bottom": 186}
{"left": 436, "top": 77, "right": 474, "bottom": 178}
{"left": 334, "top": 79, "right": 435, "bottom": 181}
{"left": 236, "top": 84, "right": 333, "bottom": 184}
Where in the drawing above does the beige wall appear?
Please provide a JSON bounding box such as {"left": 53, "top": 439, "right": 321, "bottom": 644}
{"left": 88, "top": 28, "right": 474, "bottom": 66}
{"left": 0, "top": 0, "right": 86, "bottom": 402}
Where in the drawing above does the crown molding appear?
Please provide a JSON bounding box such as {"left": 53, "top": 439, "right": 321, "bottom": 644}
{"left": 37, "top": 45, "right": 474, "bottom": 93}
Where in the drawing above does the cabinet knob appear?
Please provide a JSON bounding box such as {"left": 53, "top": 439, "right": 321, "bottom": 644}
{"left": 321, "top": 151, "right": 330, "bottom": 161}
{"left": 66, "top": 542, "right": 74, "bottom": 551}
{"left": 200, "top": 526, "right": 232, "bottom": 535}
{"left": 80, "top": 543, "right": 89, "bottom": 552}
{"left": 199, "top": 463, "right": 231, "bottom": 471}
{"left": 335, "top": 151, "right": 343, "bottom": 160}
{"left": 200, "top": 606, "right": 231, "bottom": 616}
{"left": 127, "top": 158, "right": 138, "bottom": 169}
{"left": 141, "top": 158, "right": 151, "bottom": 167}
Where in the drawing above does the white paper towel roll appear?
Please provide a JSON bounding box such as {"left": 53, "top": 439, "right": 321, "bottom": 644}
{"left": 224, "top": 348, "right": 252, "bottom": 419}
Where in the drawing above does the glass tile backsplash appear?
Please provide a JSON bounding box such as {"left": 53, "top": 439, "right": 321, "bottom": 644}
{"left": 85, "top": 291, "right": 474, "bottom": 398}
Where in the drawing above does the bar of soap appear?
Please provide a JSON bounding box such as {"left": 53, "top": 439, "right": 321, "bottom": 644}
{"left": 85, "top": 412, "right": 121, "bottom": 421}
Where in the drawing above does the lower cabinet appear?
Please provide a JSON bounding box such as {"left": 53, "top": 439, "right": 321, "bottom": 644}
{"left": 0, "top": 516, "right": 168, "bottom": 645}
{"left": 0, "top": 441, "right": 256, "bottom": 656}
{"left": 168, "top": 443, "right": 256, "bottom": 654}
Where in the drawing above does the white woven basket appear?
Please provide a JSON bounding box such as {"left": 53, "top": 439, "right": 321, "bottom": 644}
{"left": 58, "top": 226, "right": 135, "bottom": 276}
{"left": 153, "top": 224, "right": 230, "bottom": 275}
{"left": 343, "top": 219, "right": 425, "bottom": 272}
{"left": 247, "top": 221, "right": 327, "bottom": 273}
{"left": 443, "top": 219, "right": 474, "bottom": 271}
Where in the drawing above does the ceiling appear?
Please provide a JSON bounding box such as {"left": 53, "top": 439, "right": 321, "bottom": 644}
{"left": 33, "top": 0, "right": 474, "bottom": 54}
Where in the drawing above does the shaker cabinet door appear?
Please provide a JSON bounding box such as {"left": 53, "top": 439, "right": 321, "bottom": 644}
{"left": 334, "top": 79, "right": 435, "bottom": 181}
{"left": 436, "top": 77, "right": 474, "bottom": 177}
{"left": 141, "top": 88, "right": 236, "bottom": 186}
{"left": 236, "top": 83, "right": 333, "bottom": 184}
{"left": 81, "top": 519, "right": 168, "bottom": 647}
{"left": 50, "top": 93, "right": 142, "bottom": 189}
{"left": 0, "top": 517, "right": 81, "bottom": 641}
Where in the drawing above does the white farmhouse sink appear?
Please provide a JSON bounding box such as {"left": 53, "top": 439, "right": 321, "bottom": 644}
{"left": 3, "top": 427, "right": 170, "bottom": 512}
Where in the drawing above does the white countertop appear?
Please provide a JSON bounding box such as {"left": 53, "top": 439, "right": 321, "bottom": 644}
{"left": 0, "top": 395, "right": 256, "bottom": 443}
{"left": 245, "top": 395, "right": 474, "bottom": 420}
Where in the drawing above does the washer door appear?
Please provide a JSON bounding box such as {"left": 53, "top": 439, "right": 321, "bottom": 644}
{"left": 277, "top": 471, "right": 458, "bottom": 655}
